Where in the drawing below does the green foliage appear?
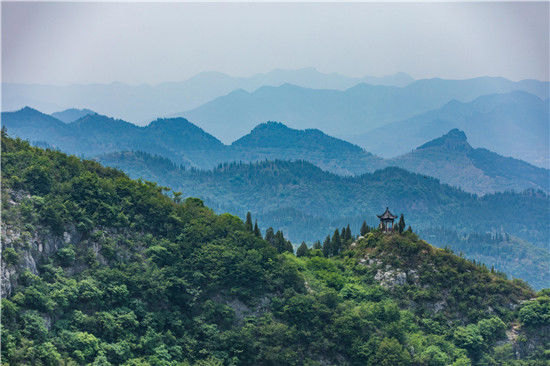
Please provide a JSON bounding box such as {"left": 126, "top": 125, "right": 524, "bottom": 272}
{"left": 0, "top": 135, "right": 546, "bottom": 365}
{"left": 296, "top": 242, "right": 309, "bottom": 257}
{"left": 2, "top": 247, "right": 20, "bottom": 265}
{"left": 519, "top": 293, "right": 550, "bottom": 327}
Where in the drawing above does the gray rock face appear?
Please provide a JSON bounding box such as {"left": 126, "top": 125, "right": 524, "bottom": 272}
{"left": 1, "top": 190, "right": 81, "bottom": 297}
{"left": 374, "top": 269, "right": 408, "bottom": 288}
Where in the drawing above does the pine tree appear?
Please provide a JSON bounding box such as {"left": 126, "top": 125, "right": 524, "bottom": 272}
{"left": 312, "top": 240, "right": 322, "bottom": 250}
{"left": 331, "top": 229, "right": 341, "bottom": 256}
{"left": 274, "top": 230, "right": 286, "bottom": 253}
{"left": 296, "top": 242, "right": 309, "bottom": 257}
{"left": 265, "top": 227, "right": 275, "bottom": 245}
{"left": 322, "top": 235, "right": 331, "bottom": 257}
{"left": 345, "top": 224, "right": 352, "bottom": 241}
{"left": 284, "top": 240, "right": 294, "bottom": 254}
{"left": 406, "top": 226, "right": 412, "bottom": 233}
{"left": 245, "top": 212, "right": 253, "bottom": 232}
{"left": 398, "top": 214, "right": 405, "bottom": 234}
{"left": 360, "top": 221, "right": 369, "bottom": 236}
{"left": 253, "top": 220, "right": 262, "bottom": 238}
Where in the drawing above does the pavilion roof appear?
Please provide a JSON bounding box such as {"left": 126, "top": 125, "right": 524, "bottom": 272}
{"left": 377, "top": 207, "right": 397, "bottom": 220}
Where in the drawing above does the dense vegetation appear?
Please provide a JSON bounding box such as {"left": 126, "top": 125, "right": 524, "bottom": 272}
{"left": 2, "top": 133, "right": 549, "bottom": 365}
{"left": 419, "top": 228, "right": 549, "bottom": 290}
{"left": 96, "top": 153, "right": 549, "bottom": 288}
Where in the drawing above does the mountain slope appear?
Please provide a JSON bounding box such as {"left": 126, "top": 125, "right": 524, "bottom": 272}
{"left": 1, "top": 133, "right": 547, "bottom": 365}
{"left": 388, "top": 129, "right": 550, "bottom": 195}
{"left": 2, "top": 108, "right": 227, "bottom": 167}
{"left": 230, "top": 122, "right": 385, "bottom": 175}
{"left": 356, "top": 91, "right": 550, "bottom": 168}
{"left": 51, "top": 108, "right": 95, "bottom": 123}
{"left": 182, "top": 78, "right": 550, "bottom": 143}
{"left": 95, "top": 154, "right": 550, "bottom": 287}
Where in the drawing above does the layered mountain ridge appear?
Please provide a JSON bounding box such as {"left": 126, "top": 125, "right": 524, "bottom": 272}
{"left": 3, "top": 106, "right": 547, "bottom": 195}
{"left": 356, "top": 91, "right": 549, "bottom": 168}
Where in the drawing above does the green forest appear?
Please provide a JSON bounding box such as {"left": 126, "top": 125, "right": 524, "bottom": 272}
{"left": 1, "top": 133, "right": 549, "bottom": 365}
{"left": 97, "top": 152, "right": 549, "bottom": 288}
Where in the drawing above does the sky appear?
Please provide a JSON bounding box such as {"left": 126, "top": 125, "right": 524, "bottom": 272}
{"left": 2, "top": 2, "right": 549, "bottom": 85}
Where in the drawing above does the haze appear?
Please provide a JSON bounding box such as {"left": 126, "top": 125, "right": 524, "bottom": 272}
{"left": 2, "top": 2, "right": 549, "bottom": 85}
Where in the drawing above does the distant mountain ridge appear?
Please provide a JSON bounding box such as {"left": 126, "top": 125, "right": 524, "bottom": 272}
{"left": 1, "top": 68, "right": 414, "bottom": 124}
{"left": 354, "top": 91, "right": 549, "bottom": 168}
{"left": 3, "top": 107, "right": 548, "bottom": 195}
{"left": 51, "top": 108, "right": 95, "bottom": 123}
{"left": 1, "top": 107, "right": 226, "bottom": 167}
{"left": 388, "top": 129, "right": 550, "bottom": 194}
{"left": 181, "top": 78, "right": 550, "bottom": 143}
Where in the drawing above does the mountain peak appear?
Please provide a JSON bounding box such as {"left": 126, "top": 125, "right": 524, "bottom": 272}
{"left": 233, "top": 121, "right": 364, "bottom": 154}
{"left": 51, "top": 108, "right": 96, "bottom": 123}
{"left": 18, "top": 106, "right": 43, "bottom": 115}
{"left": 416, "top": 129, "right": 470, "bottom": 151}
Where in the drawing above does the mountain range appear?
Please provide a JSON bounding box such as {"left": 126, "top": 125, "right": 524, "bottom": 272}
{"left": 180, "top": 78, "right": 549, "bottom": 144}
{"left": 3, "top": 107, "right": 548, "bottom": 195}
{"left": 356, "top": 91, "right": 550, "bottom": 168}
{"left": 1, "top": 68, "right": 414, "bottom": 123}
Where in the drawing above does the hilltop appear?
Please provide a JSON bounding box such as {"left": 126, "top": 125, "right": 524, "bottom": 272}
{"left": 389, "top": 129, "right": 549, "bottom": 195}
{"left": 51, "top": 108, "right": 96, "bottom": 123}
{"left": 1, "top": 133, "right": 548, "bottom": 365}
{"left": 230, "top": 122, "right": 385, "bottom": 175}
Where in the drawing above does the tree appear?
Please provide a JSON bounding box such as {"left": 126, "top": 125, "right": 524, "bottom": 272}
{"left": 454, "top": 324, "right": 484, "bottom": 358}
{"left": 478, "top": 316, "right": 506, "bottom": 346}
{"left": 331, "top": 229, "right": 341, "bottom": 256}
{"left": 312, "top": 241, "right": 322, "bottom": 250}
{"left": 345, "top": 225, "right": 352, "bottom": 241}
{"left": 265, "top": 227, "right": 275, "bottom": 245}
{"left": 397, "top": 214, "right": 405, "bottom": 233}
{"left": 296, "top": 242, "right": 309, "bottom": 257}
{"left": 253, "top": 220, "right": 262, "bottom": 238}
{"left": 273, "top": 230, "right": 293, "bottom": 253}
{"left": 245, "top": 212, "right": 253, "bottom": 232}
{"left": 322, "top": 235, "right": 331, "bottom": 257}
{"left": 406, "top": 226, "right": 412, "bottom": 233}
{"left": 370, "top": 337, "right": 411, "bottom": 366}
{"left": 360, "top": 221, "right": 369, "bottom": 236}
{"left": 172, "top": 191, "right": 183, "bottom": 204}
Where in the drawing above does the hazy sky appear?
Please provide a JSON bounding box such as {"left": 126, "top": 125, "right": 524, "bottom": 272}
{"left": 2, "top": 2, "right": 549, "bottom": 85}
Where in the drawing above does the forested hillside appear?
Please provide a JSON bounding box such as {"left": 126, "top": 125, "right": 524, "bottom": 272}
{"left": 2, "top": 133, "right": 549, "bottom": 365}
{"left": 95, "top": 153, "right": 549, "bottom": 289}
